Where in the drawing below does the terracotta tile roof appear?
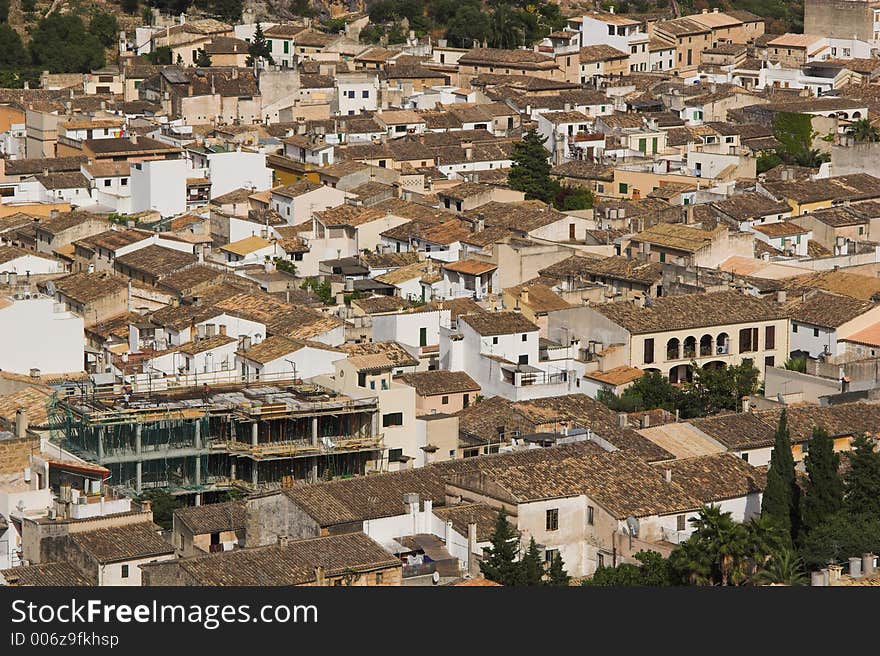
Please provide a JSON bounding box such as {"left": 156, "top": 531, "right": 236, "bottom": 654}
{"left": 237, "top": 335, "right": 325, "bottom": 364}
{"left": 38, "top": 210, "right": 106, "bottom": 236}
{"left": 579, "top": 44, "right": 628, "bottom": 63}
{"left": 174, "top": 500, "right": 246, "bottom": 535}
{"left": 594, "top": 290, "right": 785, "bottom": 334}
{"left": 459, "top": 48, "right": 557, "bottom": 68}
{"left": 711, "top": 192, "right": 791, "bottom": 221}
{"left": 583, "top": 366, "right": 644, "bottom": 386}
{"left": 74, "top": 228, "right": 152, "bottom": 252}
{"left": 351, "top": 296, "right": 416, "bottom": 315}
{"left": 397, "top": 370, "right": 480, "bottom": 397}
{"left": 432, "top": 503, "right": 496, "bottom": 541}
{"left": 168, "top": 532, "right": 400, "bottom": 586}
{"left": 0, "top": 562, "right": 90, "bottom": 586}
{"left": 842, "top": 322, "right": 880, "bottom": 347}
{"left": 783, "top": 289, "right": 876, "bottom": 328}
{"left": 506, "top": 283, "right": 571, "bottom": 314}
{"left": 782, "top": 270, "right": 880, "bottom": 301}
{"left": 219, "top": 235, "right": 272, "bottom": 257}
{"left": 691, "top": 402, "right": 880, "bottom": 450}
{"left": 763, "top": 174, "right": 880, "bottom": 205}
{"left": 69, "top": 522, "right": 173, "bottom": 563}
{"left": 655, "top": 453, "right": 766, "bottom": 503}
{"left": 0, "top": 385, "right": 52, "bottom": 424}
{"left": 342, "top": 341, "right": 418, "bottom": 371}
{"left": 178, "top": 334, "right": 237, "bottom": 355}
{"left": 156, "top": 264, "right": 226, "bottom": 295}
{"left": 752, "top": 220, "right": 810, "bottom": 237}
{"left": 53, "top": 271, "right": 128, "bottom": 305}
{"left": 540, "top": 255, "right": 662, "bottom": 286}
{"left": 441, "top": 259, "right": 497, "bottom": 277}
{"left": 631, "top": 222, "right": 719, "bottom": 253}
{"left": 460, "top": 311, "right": 537, "bottom": 336}
{"left": 451, "top": 449, "right": 698, "bottom": 518}
{"left": 115, "top": 245, "right": 198, "bottom": 278}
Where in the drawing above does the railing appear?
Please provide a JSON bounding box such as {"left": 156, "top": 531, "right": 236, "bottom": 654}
{"left": 220, "top": 433, "right": 384, "bottom": 457}
{"left": 402, "top": 561, "right": 437, "bottom": 578}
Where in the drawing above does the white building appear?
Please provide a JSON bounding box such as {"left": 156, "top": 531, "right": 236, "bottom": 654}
{"left": 0, "top": 293, "right": 84, "bottom": 374}
{"left": 130, "top": 158, "right": 188, "bottom": 217}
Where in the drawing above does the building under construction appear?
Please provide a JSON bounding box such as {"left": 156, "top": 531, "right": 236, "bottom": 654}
{"left": 49, "top": 379, "right": 383, "bottom": 500}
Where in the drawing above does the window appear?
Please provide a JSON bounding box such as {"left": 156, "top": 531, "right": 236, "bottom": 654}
{"left": 659, "top": 252, "right": 666, "bottom": 263}
{"left": 283, "top": 41, "right": 289, "bottom": 54}
{"left": 545, "top": 548, "right": 558, "bottom": 564}
{"left": 739, "top": 327, "right": 759, "bottom": 353}
{"left": 643, "top": 338, "right": 655, "bottom": 364}
{"left": 333, "top": 579, "right": 343, "bottom": 586}
{"left": 638, "top": 138, "right": 646, "bottom": 153}
{"left": 587, "top": 505, "right": 594, "bottom": 525}
{"left": 121, "top": 178, "right": 128, "bottom": 186}
{"left": 375, "top": 572, "right": 384, "bottom": 584}
{"left": 521, "top": 334, "right": 528, "bottom": 342}
{"left": 793, "top": 323, "right": 798, "bottom": 333}
{"left": 441, "top": 395, "right": 449, "bottom": 405}
{"left": 741, "top": 452, "right": 749, "bottom": 462}
{"left": 388, "top": 448, "right": 403, "bottom": 461}
{"left": 618, "top": 182, "right": 628, "bottom": 194}
{"left": 765, "top": 326, "right": 775, "bottom": 350}
{"left": 121, "top": 565, "right": 130, "bottom": 578}
{"left": 813, "top": 327, "right": 820, "bottom": 338}
{"left": 597, "top": 553, "right": 605, "bottom": 568}
{"left": 382, "top": 412, "right": 403, "bottom": 427}
{"left": 492, "top": 337, "right": 498, "bottom": 345}
{"left": 518, "top": 354, "right": 529, "bottom": 365}
{"left": 463, "top": 394, "right": 470, "bottom": 407}
{"left": 765, "top": 355, "right": 775, "bottom": 368}
{"left": 546, "top": 508, "right": 559, "bottom": 531}
{"left": 362, "top": 90, "right": 369, "bottom": 98}
{"left": 419, "top": 327, "right": 427, "bottom": 347}
{"left": 677, "top": 515, "right": 686, "bottom": 531}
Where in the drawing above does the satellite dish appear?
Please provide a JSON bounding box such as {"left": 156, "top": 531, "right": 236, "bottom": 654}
{"left": 626, "top": 516, "right": 640, "bottom": 538}
{"left": 432, "top": 571, "right": 440, "bottom": 584}
{"left": 45, "top": 280, "right": 56, "bottom": 296}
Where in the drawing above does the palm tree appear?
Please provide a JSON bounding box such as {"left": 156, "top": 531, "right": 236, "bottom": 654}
{"left": 688, "top": 505, "right": 751, "bottom": 585}
{"left": 848, "top": 118, "right": 880, "bottom": 143}
{"left": 668, "top": 536, "right": 712, "bottom": 585}
{"left": 753, "top": 548, "right": 808, "bottom": 586}
{"left": 489, "top": 4, "right": 523, "bottom": 49}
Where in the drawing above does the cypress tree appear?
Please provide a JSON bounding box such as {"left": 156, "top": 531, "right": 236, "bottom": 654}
{"left": 518, "top": 537, "right": 544, "bottom": 586}
{"left": 761, "top": 410, "right": 800, "bottom": 544}
{"left": 546, "top": 551, "right": 571, "bottom": 586}
{"left": 194, "top": 48, "right": 212, "bottom": 67}
{"left": 480, "top": 509, "right": 520, "bottom": 585}
{"left": 801, "top": 427, "right": 843, "bottom": 537}
{"left": 507, "top": 128, "right": 558, "bottom": 204}
{"left": 844, "top": 434, "right": 880, "bottom": 517}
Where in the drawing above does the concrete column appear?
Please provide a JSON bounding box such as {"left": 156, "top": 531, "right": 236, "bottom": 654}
{"left": 230, "top": 458, "right": 237, "bottom": 481}
{"left": 251, "top": 462, "right": 259, "bottom": 487}
{"left": 135, "top": 461, "right": 142, "bottom": 494}
{"left": 194, "top": 420, "right": 202, "bottom": 450}
{"left": 311, "top": 417, "right": 318, "bottom": 446}
{"left": 251, "top": 422, "right": 259, "bottom": 446}
{"left": 135, "top": 423, "right": 142, "bottom": 454}
{"left": 194, "top": 455, "right": 201, "bottom": 487}
{"left": 96, "top": 427, "right": 104, "bottom": 463}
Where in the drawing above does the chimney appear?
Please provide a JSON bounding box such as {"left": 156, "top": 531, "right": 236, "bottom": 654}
{"left": 863, "top": 553, "right": 876, "bottom": 576}
{"left": 129, "top": 134, "right": 138, "bottom": 145}
{"left": 219, "top": 324, "right": 227, "bottom": 336}
{"left": 232, "top": 68, "right": 238, "bottom": 79}
{"left": 741, "top": 397, "right": 750, "bottom": 413}
{"left": 640, "top": 413, "right": 650, "bottom": 429}
{"left": 314, "top": 565, "right": 326, "bottom": 586}
{"left": 521, "top": 288, "right": 529, "bottom": 305}
{"left": 15, "top": 409, "right": 28, "bottom": 438}
{"left": 467, "top": 522, "right": 479, "bottom": 576}
{"left": 664, "top": 468, "right": 672, "bottom": 483}
{"left": 617, "top": 412, "right": 627, "bottom": 428}
{"left": 776, "top": 290, "right": 787, "bottom": 304}
{"left": 278, "top": 535, "right": 290, "bottom": 547}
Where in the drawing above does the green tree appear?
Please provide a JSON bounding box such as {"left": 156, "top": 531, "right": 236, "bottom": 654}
{"left": 122, "top": 0, "right": 140, "bottom": 14}
{"left": 756, "top": 151, "right": 782, "bottom": 174}
{"left": 546, "top": 551, "right": 570, "bottom": 586}
{"left": 773, "top": 111, "right": 829, "bottom": 168}
{"left": 753, "top": 547, "right": 808, "bottom": 585}
{"left": 783, "top": 356, "right": 807, "bottom": 373}
{"left": 684, "top": 505, "right": 751, "bottom": 586}
{"left": 517, "top": 536, "right": 544, "bottom": 586}
{"left": 802, "top": 427, "right": 844, "bottom": 538}
{"left": 597, "top": 370, "right": 677, "bottom": 413}
{"left": 194, "top": 48, "right": 212, "bottom": 67}
{"left": 585, "top": 550, "right": 674, "bottom": 586}
{"left": 684, "top": 360, "right": 759, "bottom": 416}
{"left": 798, "top": 511, "right": 880, "bottom": 570}
{"left": 445, "top": 3, "right": 492, "bottom": 48}
{"left": 142, "top": 6, "right": 154, "bottom": 25}
{"left": 761, "top": 410, "right": 800, "bottom": 545}
{"left": 507, "top": 129, "right": 558, "bottom": 204}
{"left": 0, "top": 0, "right": 9, "bottom": 23}
{"left": 480, "top": 509, "right": 521, "bottom": 586}
{"left": 488, "top": 3, "right": 524, "bottom": 49}
{"left": 844, "top": 434, "right": 880, "bottom": 517}
{"left": 0, "top": 24, "right": 28, "bottom": 67}
{"left": 207, "top": 0, "right": 242, "bottom": 22}
{"left": 555, "top": 185, "right": 594, "bottom": 211}
{"left": 90, "top": 11, "right": 120, "bottom": 49}
{"left": 246, "top": 22, "right": 273, "bottom": 65}
{"left": 387, "top": 22, "right": 407, "bottom": 44}
{"left": 848, "top": 117, "right": 880, "bottom": 143}
{"left": 359, "top": 24, "right": 384, "bottom": 44}
{"left": 138, "top": 489, "right": 182, "bottom": 530}
{"left": 146, "top": 45, "right": 172, "bottom": 65}
{"left": 30, "top": 14, "right": 105, "bottom": 73}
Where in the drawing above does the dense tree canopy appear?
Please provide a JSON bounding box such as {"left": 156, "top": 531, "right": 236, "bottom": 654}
{"left": 90, "top": 11, "right": 120, "bottom": 49}
{"left": 761, "top": 410, "right": 800, "bottom": 545}
{"left": 30, "top": 15, "right": 105, "bottom": 74}
{"left": 507, "top": 129, "right": 558, "bottom": 204}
